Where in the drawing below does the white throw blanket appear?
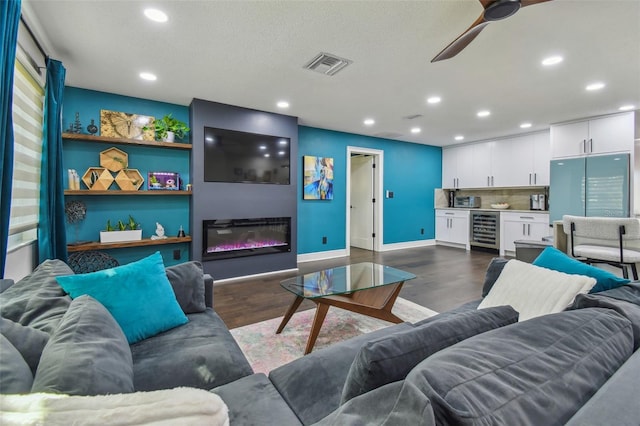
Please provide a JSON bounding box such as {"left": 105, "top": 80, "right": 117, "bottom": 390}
{"left": 0, "top": 387, "right": 229, "bottom": 426}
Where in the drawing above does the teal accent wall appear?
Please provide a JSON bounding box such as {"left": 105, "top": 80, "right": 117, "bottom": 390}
{"left": 298, "top": 126, "right": 441, "bottom": 254}
{"left": 62, "top": 87, "right": 190, "bottom": 266}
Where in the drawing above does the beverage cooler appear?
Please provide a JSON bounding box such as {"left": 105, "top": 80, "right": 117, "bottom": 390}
{"left": 471, "top": 211, "right": 500, "bottom": 250}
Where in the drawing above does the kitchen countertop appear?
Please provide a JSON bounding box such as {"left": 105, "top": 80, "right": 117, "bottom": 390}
{"left": 435, "top": 207, "right": 549, "bottom": 214}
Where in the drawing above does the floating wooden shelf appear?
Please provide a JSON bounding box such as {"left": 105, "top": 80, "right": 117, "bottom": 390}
{"left": 64, "top": 190, "right": 191, "bottom": 196}
{"left": 67, "top": 236, "right": 192, "bottom": 252}
{"left": 62, "top": 132, "right": 192, "bottom": 150}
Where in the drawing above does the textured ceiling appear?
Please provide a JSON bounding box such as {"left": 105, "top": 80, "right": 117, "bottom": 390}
{"left": 22, "top": 0, "right": 640, "bottom": 146}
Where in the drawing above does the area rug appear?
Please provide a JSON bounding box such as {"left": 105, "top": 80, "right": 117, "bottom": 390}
{"left": 230, "top": 298, "right": 438, "bottom": 374}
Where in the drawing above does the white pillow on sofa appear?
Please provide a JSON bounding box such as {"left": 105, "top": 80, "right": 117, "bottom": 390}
{"left": 478, "top": 259, "right": 596, "bottom": 321}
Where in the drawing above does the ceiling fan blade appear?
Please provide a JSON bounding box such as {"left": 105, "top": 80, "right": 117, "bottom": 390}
{"left": 521, "top": 0, "right": 553, "bottom": 7}
{"left": 431, "top": 14, "right": 490, "bottom": 62}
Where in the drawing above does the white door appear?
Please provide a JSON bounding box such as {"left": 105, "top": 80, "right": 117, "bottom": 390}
{"left": 350, "top": 155, "right": 374, "bottom": 250}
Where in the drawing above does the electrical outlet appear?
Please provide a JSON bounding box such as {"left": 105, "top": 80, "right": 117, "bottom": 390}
{"left": 322, "top": 236, "right": 327, "bottom": 244}
{"left": 421, "top": 228, "right": 424, "bottom": 235}
{"left": 173, "top": 249, "right": 181, "bottom": 260}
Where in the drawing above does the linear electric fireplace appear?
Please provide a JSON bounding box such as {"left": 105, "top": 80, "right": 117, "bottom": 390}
{"left": 202, "top": 217, "right": 291, "bottom": 261}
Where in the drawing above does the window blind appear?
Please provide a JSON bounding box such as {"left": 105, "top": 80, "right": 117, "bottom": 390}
{"left": 8, "top": 58, "right": 44, "bottom": 249}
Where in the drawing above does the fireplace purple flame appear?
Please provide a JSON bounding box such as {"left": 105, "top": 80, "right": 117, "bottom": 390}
{"left": 202, "top": 217, "right": 291, "bottom": 260}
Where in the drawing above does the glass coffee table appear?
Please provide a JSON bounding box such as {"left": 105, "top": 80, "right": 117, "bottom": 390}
{"left": 277, "top": 262, "right": 416, "bottom": 354}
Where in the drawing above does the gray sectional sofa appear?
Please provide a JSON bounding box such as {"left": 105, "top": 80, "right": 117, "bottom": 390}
{"left": 2, "top": 257, "right": 640, "bottom": 425}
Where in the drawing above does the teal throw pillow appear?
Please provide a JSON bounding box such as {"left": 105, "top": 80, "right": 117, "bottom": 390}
{"left": 532, "top": 246, "right": 629, "bottom": 293}
{"left": 56, "top": 252, "right": 188, "bottom": 344}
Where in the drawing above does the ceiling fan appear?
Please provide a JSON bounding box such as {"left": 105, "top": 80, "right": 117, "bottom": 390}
{"left": 431, "top": 0, "right": 553, "bottom": 62}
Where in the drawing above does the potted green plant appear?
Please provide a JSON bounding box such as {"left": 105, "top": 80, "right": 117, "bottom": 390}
{"left": 100, "top": 215, "right": 142, "bottom": 243}
{"left": 144, "top": 114, "right": 190, "bottom": 142}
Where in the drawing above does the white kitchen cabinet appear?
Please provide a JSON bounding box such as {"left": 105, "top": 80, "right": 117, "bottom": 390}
{"left": 442, "top": 145, "right": 474, "bottom": 188}
{"left": 500, "top": 212, "right": 550, "bottom": 255}
{"left": 435, "top": 209, "right": 470, "bottom": 249}
{"left": 444, "top": 132, "right": 550, "bottom": 189}
{"left": 492, "top": 132, "right": 550, "bottom": 187}
{"left": 551, "top": 112, "right": 634, "bottom": 159}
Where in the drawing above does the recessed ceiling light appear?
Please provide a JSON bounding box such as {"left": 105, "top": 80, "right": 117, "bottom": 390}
{"left": 259, "top": 145, "right": 267, "bottom": 150}
{"left": 278, "top": 139, "right": 288, "bottom": 145}
{"left": 586, "top": 82, "right": 605, "bottom": 91}
{"left": 139, "top": 72, "right": 157, "bottom": 81}
{"left": 144, "top": 8, "right": 168, "bottom": 23}
{"left": 427, "top": 96, "right": 441, "bottom": 104}
{"left": 520, "top": 122, "right": 532, "bottom": 129}
{"left": 277, "top": 101, "right": 289, "bottom": 108}
{"left": 619, "top": 104, "right": 635, "bottom": 111}
{"left": 454, "top": 135, "right": 464, "bottom": 141}
{"left": 278, "top": 151, "right": 286, "bottom": 156}
{"left": 364, "top": 118, "right": 375, "bottom": 126}
{"left": 411, "top": 127, "right": 421, "bottom": 134}
{"left": 205, "top": 136, "right": 213, "bottom": 142}
{"left": 541, "top": 55, "right": 563, "bottom": 66}
{"left": 477, "top": 110, "right": 491, "bottom": 118}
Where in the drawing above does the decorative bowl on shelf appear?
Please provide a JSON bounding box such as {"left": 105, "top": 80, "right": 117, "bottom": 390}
{"left": 491, "top": 203, "right": 510, "bottom": 209}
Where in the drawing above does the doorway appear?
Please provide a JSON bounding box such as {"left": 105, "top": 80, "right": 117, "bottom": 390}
{"left": 346, "top": 146, "right": 383, "bottom": 255}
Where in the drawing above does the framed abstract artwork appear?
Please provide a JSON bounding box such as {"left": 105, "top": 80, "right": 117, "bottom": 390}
{"left": 303, "top": 156, "right": 334, "bottom": 200}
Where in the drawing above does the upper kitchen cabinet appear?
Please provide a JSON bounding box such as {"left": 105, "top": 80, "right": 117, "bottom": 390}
{"left": 550, "top": 112, "right": 634, "bottom": 159}
{"left": 442, "top": 132, "right": 549, "bottom": 189}
{"left": 492, "top": 131, "right": 550, "bottom": 187}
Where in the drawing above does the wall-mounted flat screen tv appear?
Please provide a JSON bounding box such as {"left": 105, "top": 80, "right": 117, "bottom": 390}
{"left": 203, "top": 127, "right": 290, "bottom": 184}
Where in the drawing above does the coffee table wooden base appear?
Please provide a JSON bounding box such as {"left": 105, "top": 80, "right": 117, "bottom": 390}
{"left": 276, "top": 281, "right": 405, "bottom": 354}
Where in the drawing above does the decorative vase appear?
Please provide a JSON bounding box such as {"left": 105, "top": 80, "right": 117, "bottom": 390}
{"left": 164, "top": 131, "right": 175, "bottom": 142}
{"left": 87, "top": 119, "right": 98, "bottom": 134}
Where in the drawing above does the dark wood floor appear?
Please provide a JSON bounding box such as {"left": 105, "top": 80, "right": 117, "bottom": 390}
{"left": 214, "top": 246, "right": 499, "bottom": 329}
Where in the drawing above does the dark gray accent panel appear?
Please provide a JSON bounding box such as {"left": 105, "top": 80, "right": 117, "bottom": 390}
{"left": 190, "top": 99, "right": 298, "bottom": 279}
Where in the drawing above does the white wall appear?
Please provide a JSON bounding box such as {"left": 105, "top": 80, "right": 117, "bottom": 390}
{"left": 4, "top": 242, "right": 37, "bottom": 281}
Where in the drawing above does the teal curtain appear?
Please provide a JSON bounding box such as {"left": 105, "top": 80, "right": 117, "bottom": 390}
{"left": 38, "top": 58, "right": 67, "bottom": 263}
{"left": 0, "top": 0, "right": 21, "bottom": 277}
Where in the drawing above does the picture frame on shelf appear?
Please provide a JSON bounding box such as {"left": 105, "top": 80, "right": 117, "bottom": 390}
{"left": 148, "top": 171, "right": 180, "bottom": 190}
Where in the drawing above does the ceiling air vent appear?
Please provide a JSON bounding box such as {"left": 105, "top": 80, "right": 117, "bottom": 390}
{"left": 304, "top": 52, "right": 352, "bottom": 76}
{"left": 403, "top": 114, "right": 423, "bottom": 120}
{"left": 374, "top": 132, "right": 403, "bottom": 139}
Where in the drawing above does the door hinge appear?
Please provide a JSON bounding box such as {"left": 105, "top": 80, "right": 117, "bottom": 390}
{"left": 372, "top": 198, "right": 376, "bottom": 203}
{"left": 372, "top": 233, "right": 376, "bottom": 238}
{"left": 372, "top": 163, "right": 376, "bottom": 168}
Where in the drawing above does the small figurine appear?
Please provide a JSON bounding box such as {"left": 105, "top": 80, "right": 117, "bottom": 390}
{"left": 150, "top": 222, "right": 168, "bottom": 240}
{"left": 72, "top": 112, "right": 83, "bottom": 134}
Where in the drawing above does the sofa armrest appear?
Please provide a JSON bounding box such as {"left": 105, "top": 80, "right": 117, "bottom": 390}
{"left": 0, "top": 279, "right": 14, "bottom": 293}
{"left": 204, "top": 274, "right": 214, "bottom": 308}
{"left": 566, "top": 348, "right": 640, "bottom": 426}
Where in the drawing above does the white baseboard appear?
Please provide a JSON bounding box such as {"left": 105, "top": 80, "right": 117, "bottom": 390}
{"left": 379, "top": 239, "right": 436, "bottom": 252}
{"left": 297, "top": 249, "right": 349, "bottom": 263}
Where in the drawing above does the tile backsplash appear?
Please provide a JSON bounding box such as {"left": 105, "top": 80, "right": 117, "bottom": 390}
{"left": 435, "top": 187, "right": 549, "bottom": 210}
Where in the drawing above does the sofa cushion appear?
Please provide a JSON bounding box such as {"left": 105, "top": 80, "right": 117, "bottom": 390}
{"left": 317, "top": 381, "right": 436, "bottom": 426}
{"left": 412, "top": 299, "right": 480, "bottom": 327}
{"left": 56, "top": 251, "right": 188, "bottom": 344}
{"left": 131, "top": 308, "right": 253, "bottom": 391}
{"left": 481, "top": 257, "right": 509, "bottom": 297}
{"left": 478, "top": 259, "right": 595, "bottom": 321}
{"left": 533, "top": 246, "right": 629, "bottom": 293}
{"left": 211, "top": 373, "right": 302, "bottom": 426}
{"left": 406, "top": 308, "right": 633, "bottom": 425}
{"left": 0, "top": 317, "right": 49, "bottom": 375}
{"left": 341, "top": 305, "right": 519, "bottom": 403}
{"left": 569, "top": 293, "right": 640, "bottom": 350}
{"left": 165, "top": 261, "right": 206, "bottom": 313}
{"left": 31, "top": 295, "right": 134, "bottom": 396}
{"left": 0, "top": 334, "right": 33, "bottom": 394}
{"left": 0, "top": 259, "right": 72, "bottom": 333}
{"left": 269, "top": 322, "right": 412, "bottom": 426}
